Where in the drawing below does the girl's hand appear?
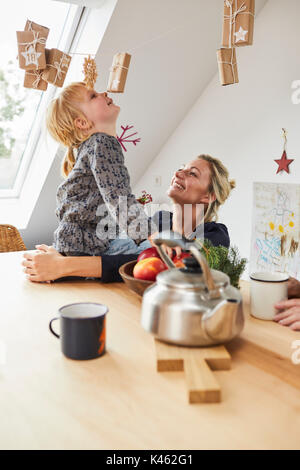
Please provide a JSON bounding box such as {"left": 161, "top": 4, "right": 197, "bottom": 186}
{"left": 274, "top": 298, "right": 300, "bottom": 330}
{"left": 22, "top": 245, "right": 65, "bottom": 283}
{"left": 148, "top": 232, "right": 182, "bottom": 260}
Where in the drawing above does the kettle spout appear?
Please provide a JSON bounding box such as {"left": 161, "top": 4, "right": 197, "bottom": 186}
{"left": 202, "top": 299, "right": 244, "bottom": 344}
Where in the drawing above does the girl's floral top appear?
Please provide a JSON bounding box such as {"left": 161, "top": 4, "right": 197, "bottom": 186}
{"left": 53, "top": 132, "right": 150, "bottom": 255}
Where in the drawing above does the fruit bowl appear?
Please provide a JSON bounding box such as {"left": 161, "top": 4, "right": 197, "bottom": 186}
{"left": 119, "top": 260, "right": 154, "bottom": 297}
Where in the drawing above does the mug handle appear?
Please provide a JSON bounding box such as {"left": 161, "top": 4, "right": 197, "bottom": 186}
{"left": 49, "top": 317, "right": 60, "bottom": 338}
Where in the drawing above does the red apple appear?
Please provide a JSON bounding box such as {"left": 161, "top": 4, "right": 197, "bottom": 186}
{"left": 133, "top": 257, "right": 167, "bottom": 282}
{"left": 172, "top": 252, "right": 191, "bottom": 268}
{"left": 137, "top": 247, "right": 160, "bottom": 262}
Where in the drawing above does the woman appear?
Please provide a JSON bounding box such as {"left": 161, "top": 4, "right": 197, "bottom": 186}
{"left": 22, "top": 154, "right": 235, "bottom": 283}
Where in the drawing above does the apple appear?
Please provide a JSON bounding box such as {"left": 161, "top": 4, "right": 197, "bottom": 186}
{"left": 137, "top": 247, "right": 160, "bottom": 262}
{"left": 172, "top": 252, "right": 191, "bottom": 268}
{"left": 133, "top": 257, "right": 167, "bottom": 282}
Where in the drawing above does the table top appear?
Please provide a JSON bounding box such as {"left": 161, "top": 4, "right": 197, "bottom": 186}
{"left": 1, "top": 251, "right": 300, "bottom": 450}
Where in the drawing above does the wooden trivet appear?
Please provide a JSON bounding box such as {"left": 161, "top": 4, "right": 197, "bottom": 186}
{"left": 155, "top": 339, "right": 231, "bottom": 404}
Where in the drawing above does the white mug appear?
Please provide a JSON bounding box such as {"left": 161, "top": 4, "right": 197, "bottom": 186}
{"left": 250, "top": 272, "right": 289, "bottom": 320}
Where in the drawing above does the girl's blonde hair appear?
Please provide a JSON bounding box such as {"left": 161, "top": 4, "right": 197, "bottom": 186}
{"left": 198, "top": 154, "right": 236, "bottom": 223}
{"left": 46, "top": 82, "right": 93, "bottom": 178}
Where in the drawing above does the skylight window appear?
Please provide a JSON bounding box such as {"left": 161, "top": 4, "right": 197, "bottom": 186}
{"left": 0, "top": 0, "right": 78, "bottom": 192}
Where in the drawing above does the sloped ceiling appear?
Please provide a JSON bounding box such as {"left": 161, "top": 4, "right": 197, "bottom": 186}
{"left": 95, "top": 0, "right": 268, "bottom": 187}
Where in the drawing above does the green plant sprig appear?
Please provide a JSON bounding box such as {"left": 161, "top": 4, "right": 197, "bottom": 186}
{"left": 194, "top": 238, "right": 247, "bottom": 289}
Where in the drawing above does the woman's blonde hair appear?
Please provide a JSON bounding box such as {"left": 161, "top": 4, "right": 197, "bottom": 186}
{"left": 46, "top": 82, "right": 93, "bottom": 178}
{"left": 198, "top": 154, "right": 236, "bottom": 223}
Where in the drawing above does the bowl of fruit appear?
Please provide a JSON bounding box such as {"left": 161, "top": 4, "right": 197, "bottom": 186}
{"left": 119, "top": 247, "right": 191, "bottom": 297}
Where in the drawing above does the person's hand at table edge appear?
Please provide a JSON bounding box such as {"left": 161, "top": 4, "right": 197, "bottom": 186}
{"left": 274, "top": 298, "right": 300, "bottom": 331}
{"left": 22, "top": 245, "right": 103, "bottom": 282}
{"left": 22, "top": 245, "right": 66, "bottom": 282}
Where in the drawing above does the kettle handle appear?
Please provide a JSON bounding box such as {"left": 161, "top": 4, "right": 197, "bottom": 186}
{"left": 155, "top": 244, "right": 176, "bottom": 269}
{"left": 189, "top": 245, "right": 218, "bottom": 294}
{"left": 153, "top": 231, "right": 219, "bottom": 295}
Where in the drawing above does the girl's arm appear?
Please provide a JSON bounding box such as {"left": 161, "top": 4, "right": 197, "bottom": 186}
{"left": 89, "top": 134, "right": 154, "bottom": 242}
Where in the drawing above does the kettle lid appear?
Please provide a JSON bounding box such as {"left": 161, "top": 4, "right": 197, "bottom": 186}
{"left": 156, "top": 255, "right": 229, "bottom": 290}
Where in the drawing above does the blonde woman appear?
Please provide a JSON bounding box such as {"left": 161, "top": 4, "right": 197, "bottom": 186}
{"left": 22, "top": 155, "right": 235, "bottom": 283}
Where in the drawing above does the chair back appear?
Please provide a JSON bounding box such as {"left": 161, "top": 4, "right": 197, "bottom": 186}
{"left": 0, "top": 224, "right": 27, "bottom": 252}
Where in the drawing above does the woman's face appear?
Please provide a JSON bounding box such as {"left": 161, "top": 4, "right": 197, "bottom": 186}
{"left": 167, "top": 159, "right": 214, "bottom": 205}
{"left": 76, "top": 87, "right": 120, "bottom": 129}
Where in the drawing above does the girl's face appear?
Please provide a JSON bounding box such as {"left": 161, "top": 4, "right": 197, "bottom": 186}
{"left": 167, "top": 159, "right": 215, "bottom": 205}
{"left": 76, "top": 87, "right": 120, "bottom": 130}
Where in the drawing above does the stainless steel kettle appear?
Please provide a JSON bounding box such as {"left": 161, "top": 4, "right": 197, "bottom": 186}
{"left": 140, "top": 232, "right": 244, "bottom": 346}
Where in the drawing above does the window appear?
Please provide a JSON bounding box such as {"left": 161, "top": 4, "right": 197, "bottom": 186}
{"left": 0, "top": 0, "right": 118, "bottom": 228}
{"left": 0, "top": 0, "right": 81, "bottom": 194}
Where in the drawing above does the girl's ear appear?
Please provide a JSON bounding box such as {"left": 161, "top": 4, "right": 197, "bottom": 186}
{"left": 74, "top": 117, "right": 90, "bottom": 130}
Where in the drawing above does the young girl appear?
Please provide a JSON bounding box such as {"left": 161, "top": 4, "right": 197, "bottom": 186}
{"left": 46, "top": 82, "right": 150, "bottom": 256}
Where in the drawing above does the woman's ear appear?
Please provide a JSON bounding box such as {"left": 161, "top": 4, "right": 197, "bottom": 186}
{"left": 74, "top": 117, "right": 90, "bottom": 130}
{"left": 209, "top": 192, "right": 216, "bottom": 203}
{"left": 200, "top": 192, "right": 216, "bottom": 205}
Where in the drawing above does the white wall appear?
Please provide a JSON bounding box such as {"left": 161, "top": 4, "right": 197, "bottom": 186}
{"left": 20, "top": 150, "right": 64, "bottom": 248}
{"left": 134, "top": 0, "right": 300, "bottom": 275}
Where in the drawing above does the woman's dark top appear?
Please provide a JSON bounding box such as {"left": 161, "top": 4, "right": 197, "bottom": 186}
{"left": 100, "top": 210, "right": 230, "bottom": 283}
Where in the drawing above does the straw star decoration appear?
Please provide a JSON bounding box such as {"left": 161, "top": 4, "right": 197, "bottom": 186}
{"left": 83, "top": 55, "right": 98, "bottom": 90}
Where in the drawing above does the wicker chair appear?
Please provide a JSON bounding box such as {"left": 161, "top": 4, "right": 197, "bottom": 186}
{"left": 0, "top": 224, "right": 27, "bottom": 253}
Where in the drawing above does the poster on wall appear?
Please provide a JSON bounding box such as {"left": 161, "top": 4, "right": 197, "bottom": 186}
{"left": 250, "top": 182, "right": 300, "bottom": 280}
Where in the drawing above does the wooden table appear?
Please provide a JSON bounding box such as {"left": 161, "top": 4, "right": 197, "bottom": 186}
{"left": 1, "top": 251, "right": 300, "bottom": 450}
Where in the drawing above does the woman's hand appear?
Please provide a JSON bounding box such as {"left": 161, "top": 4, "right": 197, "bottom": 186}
{"left": 22, "top": 244, "right": 65, "bottom": 282}
{"left": 274, "top": 298, "right": 300, "bottom": 330}
{"left": 148, "top": 232, "right": 182, "bottom": 260}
